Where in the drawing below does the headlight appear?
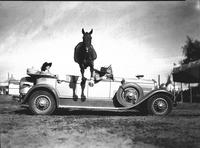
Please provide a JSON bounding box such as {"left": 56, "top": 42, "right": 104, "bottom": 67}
{"left": 153, "top": 82, "right": 158, "bottom": 89}
{"left": 20, "top": 84, "right": 32, "bottom": 89}
{"left": 19, "top": 78, "right": 33, "bottom": 95}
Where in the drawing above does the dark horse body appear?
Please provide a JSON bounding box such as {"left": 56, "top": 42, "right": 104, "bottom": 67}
{"left": 74, "top": 28, "right": 97, "bottom": 100}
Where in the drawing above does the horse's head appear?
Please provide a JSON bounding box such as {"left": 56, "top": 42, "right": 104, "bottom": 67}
{"left": 82, "top": 28, "right": 93, "bottom": 52}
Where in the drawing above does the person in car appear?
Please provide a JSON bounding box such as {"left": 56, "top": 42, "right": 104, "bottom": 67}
{"left": 40, "top": 62, "right": 56, "bottom": 77}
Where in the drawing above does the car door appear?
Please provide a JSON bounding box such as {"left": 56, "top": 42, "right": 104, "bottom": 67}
{"left": 86, "top": 79, "right": 113, "bottom": 107}
{"left": 87, "top": 79, "right": 111, "bottom": 99}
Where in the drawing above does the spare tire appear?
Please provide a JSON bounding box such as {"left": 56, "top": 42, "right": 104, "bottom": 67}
{"left": 116, "top": 83, "right": 143, "bottom": 107}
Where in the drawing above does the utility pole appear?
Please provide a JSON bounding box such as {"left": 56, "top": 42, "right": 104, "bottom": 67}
{"left": 181, "top": 82, "right": 183, "bottom": 103}
{"left": 189, "top": 83, "right": 192, "bottom": 103}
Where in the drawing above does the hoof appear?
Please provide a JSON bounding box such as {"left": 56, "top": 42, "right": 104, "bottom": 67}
{"left": 88, "top": 78, "right": 94, "bottom": 87}
{"left": 73, "top": 95, "right": 78, "bottom": 101}
{"left": 81, "top": 95, "right": 86, "bottom": 102}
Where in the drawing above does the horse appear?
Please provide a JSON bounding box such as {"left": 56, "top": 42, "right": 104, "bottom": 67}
{"left": 74, "top": 28, "right": 97, "bottom": 100}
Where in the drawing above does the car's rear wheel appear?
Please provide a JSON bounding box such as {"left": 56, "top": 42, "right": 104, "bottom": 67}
{"left": 116, "top": 83, "right": 142, "bottom": 107}
{"left": 28, "top": 90, "right": 56, "bottom": 115}
{"left": 147, "top": 94, "right": 172, "bottom": 116}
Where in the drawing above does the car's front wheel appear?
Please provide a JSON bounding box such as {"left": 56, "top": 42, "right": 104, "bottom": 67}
{"left": 147, "top": 94, "right": 172, "bottom": 116}
{"left": 28, "top": 90, "right": 56, "bottom": 115}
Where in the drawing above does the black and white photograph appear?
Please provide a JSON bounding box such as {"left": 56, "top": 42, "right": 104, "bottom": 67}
{"left": 0, "top": 1, "right": 200, "bottom": 147}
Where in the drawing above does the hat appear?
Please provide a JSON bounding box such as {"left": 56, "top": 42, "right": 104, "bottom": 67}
{"left": 41, "top": 62, "right": 52, "bottom": 71}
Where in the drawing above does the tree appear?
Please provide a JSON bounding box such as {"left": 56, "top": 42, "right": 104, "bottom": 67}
{"left": 182, "top": 36, "right": 200, "bottom": 64}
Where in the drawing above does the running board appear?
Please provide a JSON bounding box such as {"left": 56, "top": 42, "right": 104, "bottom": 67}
{"left": 58, "top": 105, "right": 132, "bottom": 111}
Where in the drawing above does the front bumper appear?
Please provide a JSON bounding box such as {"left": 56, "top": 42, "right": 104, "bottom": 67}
{"left": 12, "top": 94, "right": 29, "bottom": 109}
{"left": 12, "top": 95, "right": 20, "bottom": 102}
{"left": 12, "top": 94, "right": 26, "bottom": 103}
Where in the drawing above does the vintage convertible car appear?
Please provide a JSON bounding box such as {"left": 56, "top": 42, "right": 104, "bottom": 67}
{"left": 16, "top": 68, "right": 175, "bottom": 116}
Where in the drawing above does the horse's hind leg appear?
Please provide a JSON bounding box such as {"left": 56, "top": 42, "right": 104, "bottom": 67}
{"left": 80, "top": 66, "right": 85, "bottom": 79}
{"left": 80, "top": 77, "right": 86, "bottom": 101}
{"left": 80, "top": 65, "right": 86, "bottom": 101}
{"left": 70, "top": 76, "right": 78, "bottom": 101}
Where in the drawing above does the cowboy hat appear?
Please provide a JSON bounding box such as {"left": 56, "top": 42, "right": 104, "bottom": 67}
{"left": 41, "top": 62, "right": 52, "bottom": 71}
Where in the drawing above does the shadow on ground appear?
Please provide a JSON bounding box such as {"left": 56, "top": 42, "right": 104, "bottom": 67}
{"left": 13, "top": 107, "right": 143, "bottom": 116}
{"left": 3, "top": 95, "right": 200, "bottom": 117}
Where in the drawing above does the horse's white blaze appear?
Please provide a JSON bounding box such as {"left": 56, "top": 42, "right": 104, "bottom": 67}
{"left": 86, "top": 47, "right": 89, "bottom": 52}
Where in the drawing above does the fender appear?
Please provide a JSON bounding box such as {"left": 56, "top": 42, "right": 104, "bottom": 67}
{"left": 129, "top": 88, "right": 174, "bottom": 109}
{"left": 142, "top": 88, "right": 174, "bottom": 101}
{"left": 22, "top": 84, "right": 60, "bottom": 107}
{"left": 116, "top": 87, "right": 174, "bottom": 110}
{"left": 119, "top": 82, "right": 144, "bottom": 98}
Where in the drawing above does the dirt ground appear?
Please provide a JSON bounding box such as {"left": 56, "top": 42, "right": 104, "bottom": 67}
{"left": 0, "top": 95, "right": 200, "bottom": 148}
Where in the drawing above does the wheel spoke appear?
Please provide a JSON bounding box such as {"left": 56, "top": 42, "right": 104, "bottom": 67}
{"left": 152, "top": 98, "right": 168, "bottom": 114}
{"left": 35, "top": 95, "right": 51, "bottom": 111}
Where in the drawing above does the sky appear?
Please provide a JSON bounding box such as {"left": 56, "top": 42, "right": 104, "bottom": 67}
{"left": 0, "top": 1, "right": 199, "bottom": 83}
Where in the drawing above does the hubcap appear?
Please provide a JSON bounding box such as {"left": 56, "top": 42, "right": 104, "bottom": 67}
{"left": 35, "top": 95, "right": 50, "bottom": 111}
{"left": 153, "top": 98, "right": 168, "bottom": 114}
{"left": 123, "top": 88, "right": 139, "bottom": 105}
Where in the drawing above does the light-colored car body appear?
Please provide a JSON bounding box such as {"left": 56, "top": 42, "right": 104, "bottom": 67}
{"left": 17, "top": 72, "right": 175, "bottom": 115}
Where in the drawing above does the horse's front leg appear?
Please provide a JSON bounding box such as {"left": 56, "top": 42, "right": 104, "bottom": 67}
{"left": 90, "top": 68, "right": 95, "bottom": 79}
{"left": 89, "top": 64, "right": 95, "bottom": 87}
{"left": 80, "top": 65, "right": 85, "bottom": 79}
{"left": 89, "top": 62, "right": 95, "bottom": 78}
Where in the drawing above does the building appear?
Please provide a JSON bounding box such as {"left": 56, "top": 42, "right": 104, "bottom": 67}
{"left": 0, "top": 75, "right": 20, "bottom": 96}
{"left": 172, "top": 59, "right": 200, "bottom": 102}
